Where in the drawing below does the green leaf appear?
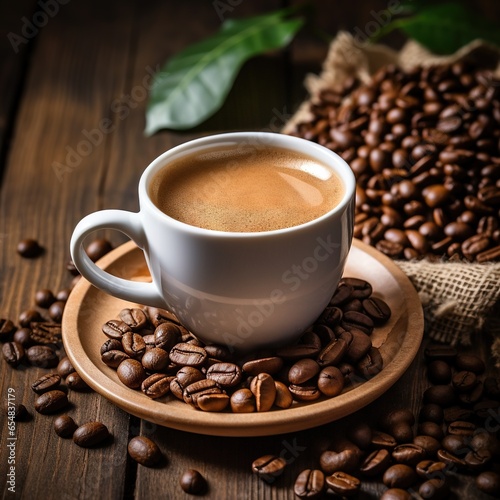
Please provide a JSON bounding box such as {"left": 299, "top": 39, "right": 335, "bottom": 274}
{"left": 145, "top": 10, "right": 303, "bottom": 134}
{"left": 375, "top": 2, "right": 500, "bottom": 54}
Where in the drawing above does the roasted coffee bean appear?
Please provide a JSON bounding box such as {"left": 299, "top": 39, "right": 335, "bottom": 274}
{"left": 362, "top": 297, "right": 391, "bottom": 323}
{"left": 454, "top": 353, "right": 485, "bottom": 374}
{"left": 288, "top": 383, "right": 321, "bottom": 402}
{"left": 230, "top": 388, "right": 256, "bottom": 413}
{"left": 47, "top": 301, "right": 65, "bottom": 323}
{"left": 141, "top": 373, "right": 173, "bottom": 399}
{"left": 294, "top": 469, "right": 325, "bottom": 499}
{"left": 242, "top": 356, "right": 283, "bottom": 376}
{"left": 35, "top": 288, "right": 56, "bottom": 308}
{"left": 380, "top": 489, "right": 412, "bottom": 500}
{"left": 206, "top": 362, "right": 242, "bottom": 388}
{"left": 427, "top": 360, "right": 452, "bottom": 384}
{"left": 251, "top": 455, "right": 287, "bottom": 481}
{"left": 145, "top": 306, "right": 180, "bottom": 328}
{"left": 153, "top": 322, "right": 181, "bottom": 352}
{"left": 383, "top": 464, "right": 417, "bottom": 489}
{"left": 317, "top": 337, "right": 347, "bottom": 367}
{"left": 471, "top": 431, "right": 500, "bottom": 456}
{"left": 141, "top": 347, "right": 169, "bottom": 371}
{"left": 288, "top": 358, "right": 320, "bottom": 385}
{"left": 102, "top": 319, "right": 132, "bottom": 340}
{"left": 73, "top": 422, "right": 110, "bottom": 447}
{"left": 345, "top": 328, "right": 372, "bottom": 362}
{"left": 117, "top": 359, "right": 146, "bottom": 389}
{"left": 474, "top": 399, "right": 500, "bottom": 418}
{"left": 419, "top": 478, "right": 449, "bottom": 500}
{"left": 117, "top": 308, "right": 148, "bottom": 333}
{"left": 53, "top": 414, "right": 78, "bottom": 438}
{"left": 183, "top": 379, "right": 221, "bottom": 409}
{"left": 476, "top": 471, "right": 500, "bottom": 496}
{"left": 34, "top": 390, "right": 69, "bottom": 414}
{"left": 317, "top": 306, "right": 343, "bottom": 327}
{"left": 249, "top": 373, "right": 276, "bottom": 411}
{"left": 29, "top": 321, "right": 61, "bottom": 345}
{"left": 464, "top": 448, "right": 492, "bottom": 471}
{"left": 419, "top": 403, "right": 444, "bottom": 424}
{"left": 340, "top": 278, "right": 373, "bottom": 299}
{"left": 176, "top": 366, "right": 204, "bottom": 387}
{"left": 101, "top": 350, "right": 130, "bottom": 368}
{"left": 372, "top": 431, "right": 397, "bottom": 450}
{"left": 66, "top": 372, "right": 90, "bottom": 391}
{"left": 197, "top": 392, "right": 230, "bottom": 412}
{"left": 13, "top": 328, "right": 31, "bottom": 347}
{"left": 357, "top": 346, "right": 383, "bottom": 378}
{"left": 441, "top": 434, "right": 469, "bottom": 456}
{"left": 121, "top": 332, "right": 146, "bottom": 359}
{"left": 180, "top": 469, "right": 207, "bottom": 495}
{"left": 392, "top": 444, "right": 426, "bottom": 465}
{"left": 169, "top": 342, "right": 207, "bottom": 367}
{"left": 436, "top": 449, "right": 466, "bottom": 469}
{"left": 443, "top": 405, "right": 473, "bottom": 423}
{"left": 423, "top": 385, "right": 456, "bottom": 407}
{"left": 26, "top": 345, "right": 58, "bottom": 368}
{"left": 32, "top": 373, "right": 61, "bottom": 394}
{"left": 418, "top": 421, "right": 445, "bottom": 441}
{"left": 19, "top": 309, "right": 42, "bottom": 327}
{"left": 413, "top": 435, "right": 441, "bottom": 456}
{"left": 325, "top": 471, "right": 360, "bottom": 496}
{"left": 320, "top": 449, "right": 360, "bottom": 474}
{"left": 452, "top": 369, "right": 477, "bottom": 393}
{"left": 348, "top": 422, "right": 372, "bottom": 450}
{"left": 416, "top": 460, "right": 447, "bottom": 480}
{"left": 57, "top": 356, "right": 76, "bottom": 378}
{"left": 2, "top": 341, "right": 24, "bottom": 367}
{"left": 330, "top": 285, "right": 354, "bottom": 306}
{"left": 5, "top": 403, "right": 29, "bottom": 421}
{"left": 447, "top": 420, "right": 475, "bottom": 436}
{"left": 459, "top": 381, "right": 484, "bottom": 405}
{"left": 317, "top": 366, "right": 344, "bottom": 397}
{"left": 359, "top": 448, "right": 391, "bottom": 476}
{"left": 273, "top": 381, "right": 293, "bottom": 409}
{"left": 128, "top": 436, "right": 162, "bottom": 466}
{"left": 0, "top": 318, "right": 16, "bottom": 341}
{"left": 17, "top": 238, "right": 43, "bottom": 258}
{"left": 342, "top": 310, "right": 374, "bottom": 334}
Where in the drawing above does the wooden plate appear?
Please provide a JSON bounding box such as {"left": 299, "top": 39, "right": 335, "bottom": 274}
{"left": 62, "top": 239, "right": 423, "bottom": 437}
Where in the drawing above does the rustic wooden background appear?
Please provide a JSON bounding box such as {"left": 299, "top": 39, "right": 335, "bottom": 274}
{"left": 1, "top": 1, "right": 499, "bottom": 498}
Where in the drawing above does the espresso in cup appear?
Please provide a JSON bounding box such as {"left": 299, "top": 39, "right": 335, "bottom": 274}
{"left": 149, "top": 145, "right": 345, "bottom": 232}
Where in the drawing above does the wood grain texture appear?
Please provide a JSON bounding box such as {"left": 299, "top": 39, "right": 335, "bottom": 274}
{"left": 1, "top": 0, "right": 500, "bottom": 499}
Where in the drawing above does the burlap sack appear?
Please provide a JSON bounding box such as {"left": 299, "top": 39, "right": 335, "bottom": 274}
{"left": 283, "top": 33, "right": 500, "bottom": 363}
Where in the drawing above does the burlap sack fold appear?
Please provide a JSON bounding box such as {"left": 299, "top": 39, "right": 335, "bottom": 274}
{"left": 283, "top": 32, "right": 500, "bottom": 363}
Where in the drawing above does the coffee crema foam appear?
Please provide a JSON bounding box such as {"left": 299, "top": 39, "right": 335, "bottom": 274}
{"left": 150, "top": 146, "right": 344, "bottom": 232}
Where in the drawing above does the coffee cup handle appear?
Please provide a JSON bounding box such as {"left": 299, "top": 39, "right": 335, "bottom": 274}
{"left": 70, "top": 209, "right": 166, "bottom": 308}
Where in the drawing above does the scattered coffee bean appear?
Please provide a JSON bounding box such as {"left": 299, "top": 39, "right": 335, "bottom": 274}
{"left": 382, "top": 464, "right": 417, "bottom": 489}
{"left": 294, "top": 469, "right": 324, "bottom": 499}
{"left": 66, "top": 372, "right": 90, "bottom": 391}
{"left": 32, "top": 373, "right": 61, "bottom": 394}
{"left": 54, "top": 414, "right": 78, "bottom": 438}
{"left": 180, "top": 469, "right": 207, "bottom": 495}
{"left": 127, "top": 436, "right": 162, "bottom": 466}
{"left": 17, "top": 238, "right": 43, "bottom": 258}
{"left": 73, "top": 422, "right": 110, "bottom": 448}
{"left": 251, "top": 455, "right": 286, "bottom": 482}
{"left": 34, "top": 390, "right": 69, "bottom": 414}
{"left": 25, "top": 345, "right": 59, "bottom": 368}
{"left": 476, "top": 471, "right": 500, "bottom": 496}
{"left": 35, "top": 288, "right": 55, "bottom": 308}
{"left": 325, "top": 471, "right": 360, "bottom": 496}
{"left": 380, "top": 488, "right": 412, "bottom": 500}
{"left": 2, "top": 341, "right": 25, "bottom": 367}
{"left": 57, "top": 356, "right": 76, "bottom": 378}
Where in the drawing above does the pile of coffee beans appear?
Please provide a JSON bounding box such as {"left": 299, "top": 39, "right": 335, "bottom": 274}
{"left": 99, "top": 277, "right": 390, "bottom": 413}
{"left": 288, "top": 62, "right": 500, "bottom": 262}
{"left": 252, "top": 345, "right": 500, "bottom": 498}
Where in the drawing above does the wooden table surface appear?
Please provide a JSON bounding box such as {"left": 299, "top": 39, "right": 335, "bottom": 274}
{"left": 1, "top": 1, "right": 499, "bottom": 499}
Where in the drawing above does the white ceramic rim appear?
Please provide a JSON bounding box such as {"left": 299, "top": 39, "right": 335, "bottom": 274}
{"left": 140, "top": 132, "right": 356, "bottom": 238}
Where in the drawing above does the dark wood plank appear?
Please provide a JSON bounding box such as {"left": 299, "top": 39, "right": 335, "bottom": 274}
{"left": 0, "top": 0, "right": 139, "bottom": 497}
{"left": 0, "top": 0, "right": 37, "bottom": 176}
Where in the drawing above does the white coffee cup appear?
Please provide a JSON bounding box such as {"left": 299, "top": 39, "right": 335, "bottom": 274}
{"left": 70, "top": 132, "right": 355, "bottom": 351}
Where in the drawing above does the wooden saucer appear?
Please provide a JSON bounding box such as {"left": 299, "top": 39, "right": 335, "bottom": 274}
{"left": 62, "top": 239, "right": 423, "bottom": 437}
